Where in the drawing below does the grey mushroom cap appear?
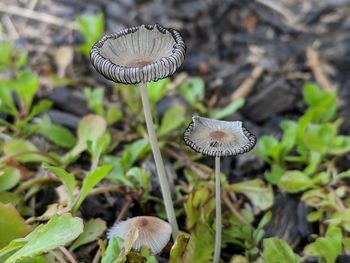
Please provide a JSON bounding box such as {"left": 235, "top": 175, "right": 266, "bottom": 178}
{"left": 90, "top": 24, "right": 186, "bottom": 84}
{"left": 183, "top": 116, "right": 256, "bottom": 157}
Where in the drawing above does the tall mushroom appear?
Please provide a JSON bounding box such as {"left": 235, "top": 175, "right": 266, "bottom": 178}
{"left": 183, "top": 116, "right": 256, "bottom": 263}
{"left": 90, "top": 24, "right": 186, "bottom": 239}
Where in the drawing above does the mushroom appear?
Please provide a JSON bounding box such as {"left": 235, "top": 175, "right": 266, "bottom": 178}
{"left": 90, "top": 24, "right": 186, "bottom": 239}
{"left": 183, "top": 116, "right": 256, "bottom": 263}
{"left": 107, "top": 216, "right": 172, "bottom": 254}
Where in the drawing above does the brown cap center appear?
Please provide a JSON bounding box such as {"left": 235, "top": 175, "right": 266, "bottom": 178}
{"left": 135, "top": 217, "right": 148, "bottom": 227}
{"left": 209, "top": 130, "right": 227, "bottom": 140}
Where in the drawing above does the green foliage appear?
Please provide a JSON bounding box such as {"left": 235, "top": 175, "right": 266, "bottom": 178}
{"left": 69, "top": 218, "right": 106, "bottom": 251}
{"left": 0, "top": 214, "right": 83, "bottom": 262}
{"left": 76, "top": 12, "right": 104, "bottom": 58}
{"left": 262, "top": 238, "right": 300, "bottom": 263}
{"left": 304, "top": 226, "right": 342, "bottom": 263}
{"left": 229, "top": 179, "right": 274, "bottom": 211}
{"left": 102, "top": 237, "right": 123, "bottom": 263}
{"left": 256, "top": 84, "right": 349, "bottom": 192}
{"left": 0, "top": 167, "right": 20, "bottom": 192}
{"left": 0, "top": 202, "right": 31, "bottom": 249}
{"left": 72, "top": 165, "right": 112, "bottom": 212}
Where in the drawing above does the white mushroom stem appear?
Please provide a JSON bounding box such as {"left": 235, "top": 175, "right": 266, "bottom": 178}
{"left": 213, "top": 156, "right": 221, "bottom": 263}
{"left": 139, "top": 82, "right": 179, "bottom": 240}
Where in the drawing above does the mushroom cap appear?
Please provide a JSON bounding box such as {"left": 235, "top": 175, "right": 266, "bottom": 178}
{"left": 107, "top": 216, "right": 172, "bottom": 254}
{"left": 183, "top": 116, "right": 256, "bottom": 157}
{"left": 90, "top": 24, "right": 186, "bottom": 84}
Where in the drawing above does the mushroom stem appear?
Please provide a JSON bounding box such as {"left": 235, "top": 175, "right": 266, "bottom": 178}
{"left": 139, "top": 82, "right": 179, "bottom": 240}
{"left": 213, "top": 156, "right": 221, "bottom": 263}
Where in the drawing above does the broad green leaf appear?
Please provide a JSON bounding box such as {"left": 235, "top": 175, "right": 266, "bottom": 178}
{"left": 70, "top": 218, "right": 106, "bottom": 251}
{"left": 1, "top": 214, "right": 83, "bottom": 262}
{"left": 16, "top": 255, "right": 49, "bottom": 263}
{"left": 77, "top": 12, "right": 104, "bottom": 58}
{"left": 255, "top": 136, "right": 279, "bottom": 163}
{"left": 265, "top": 164, "right": 284, "bottom": 185}
{"left": 0, "top": 42, "right": 13, "bottom": 69}
{"left": 278, "top": 171, "right": 313, "bottom": 193}
{"left": 0, "top": 202, "right": 31, "bottom": 249}
{"left": 101, "top": 237, "right": 124, "bottom": 263}
{"left": 14, "top": 70, "right": 39, "bottom": 114}
{"left": 107, "top": 105, "right": 123, "bottom": 125}
{"left": 280, "top": 120, "right": 297, "bottom": 156}
{"left": 304, "top": 226, "right": 342, "bottom": 263}
{"left": 120, "top": 139, "right": 150, "bottom": 170}
{"left": 33, "top": 115, "right": 76, "bottom": 148}
{"left": 0, "top": 167, "right": 21, "bottom": 192}
{"left": 42, "top": 164, "right": 76, "bottom": 207}
{"left": 209, "top": 98, "right": 245, "bottom": 120}
{"left": 229, "top": 179, "right": 274, "bottom": 210}
{"left": 262, "top": 238, "right": 300, "bottom": 263}
{"left": 158, "top": 106, "right": 186, "bottom": 136}
{"left": 84, "top": 87, "right": 105, "bottom": 116}
{"left": 73, "top": 165, "right": 112, "bottom": 212}
{"left": 139, "top": 246, "right": 158, "bottom": 263}
{"left": 179, "top": 77, "right": 205, "bottom": 106}
{"left": 147, "top": 78, "right": 169, "bottom": 104}
{"left": 0, "top": 80, "right": 18, "bottom": 116}
{"left": 87, "top": 133, "right": 111, "bottom": 167}
{"left": 169, "top": 233, "right": 190, "bottom": 263}
{"left": 65, "top": 114, "right": 107, "bottom": 162}
{"left": 3, "top": 139, "right": 58, "bottom": 164}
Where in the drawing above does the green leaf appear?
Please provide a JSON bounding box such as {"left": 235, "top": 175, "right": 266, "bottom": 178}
{"left": 0, "top": 202, "right": 31, "bottom": 249}
{"left": 0, "top": 79, "right": 18, "bottom": 116}
{"left": 76, "top": 12, "right": 104, "bottom": 58}
{"left": 107, "top": 105, "right": 123, "bottom": 125}
{"left": 101, "top": 237, "right": 124, "bottom": 263}
{"left": 265, "top": 164, "right": 284, "bottom": 185}
{"left": 33, "top": 115, "right": 76, "bottom": 148}
{"left": 304, "top": 226, "right": 342, "bottom": 263}
{"left": 64, "top": 114, "right": 107, "bottom": 163}
{"left": 126, "top": 167, "right": 151, "bottom": 191}
{"left": 280, "top": 120, "right": 297, "bottom": 156}
{"left": 169, "top": 233, "right": 190, "bottom": 263}
{"left": 3, "top": 139, "right": 58, "bottom": 164}
{"left": 73, "top": 165, "right": 112, "bottom": 212}
{"left": 278, "top": 171, "right": 313, "bottom": 193}
{"left": 230, "top": 179, "right": 274, "bottom": 211}
{"left": 14, "top": 70, "right": 39, "bottom": 114}
{"left": 255, "top": 135, "right": 280, "bottom": 163}
{"left": 179, "top": 77, "right": 205, "bottom": 106}
{"left": 84, "top": 87, "right": 105, "bottom": 116}
{"left": 262, "top": 238, "right": 300, "bottom": 263}
{"left": 0, "top": 167, "right": 21, "bottom": 192}
{"left": 42, "top": 164, "right": 76, "bottom": 207}
{"left": 147, "top": 78, "right": 169, "bottom": 104}
{"left": 1, "top": 214, "right": 83, "bottom": 262}
{"left": 70, "top": 218, "right": 106, "bottom": 251}
{"left": 158, "top": 106, "right": 186, "bottom": 137}
{"left": 0, "top": 42, "right": 13, "bottom": 69}
{"left": 87, "top": 133, "right": 111, "bottom": 167}
{"left": 209, "top": 98, "right": 245, "bottom": 120}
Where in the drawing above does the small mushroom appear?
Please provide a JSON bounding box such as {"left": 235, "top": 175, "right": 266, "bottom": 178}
{"left": 183, "top": 116, "right": 256, "bottom": 263}
{"left": 107, "top": 216, "right": 172, "bottom": 254}
{"left": 90, "top": 24, "right": 186, "bottom": 239}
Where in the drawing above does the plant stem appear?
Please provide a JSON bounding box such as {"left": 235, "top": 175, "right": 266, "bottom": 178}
{"left": 139, "top": 82, "right": 179, "bottom": 240}
{"left": 213, "top": 156, "right": 221, "bottom": 263}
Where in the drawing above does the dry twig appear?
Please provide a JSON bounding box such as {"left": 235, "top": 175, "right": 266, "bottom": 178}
{"left": 0, "top": 3, "right": 76, "bottom": 30}
{"left": 230, "top": 65, "right": 264, "bottom": 101}
{"left": 306, "top": 47, "right": 333, "bottom": 91}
